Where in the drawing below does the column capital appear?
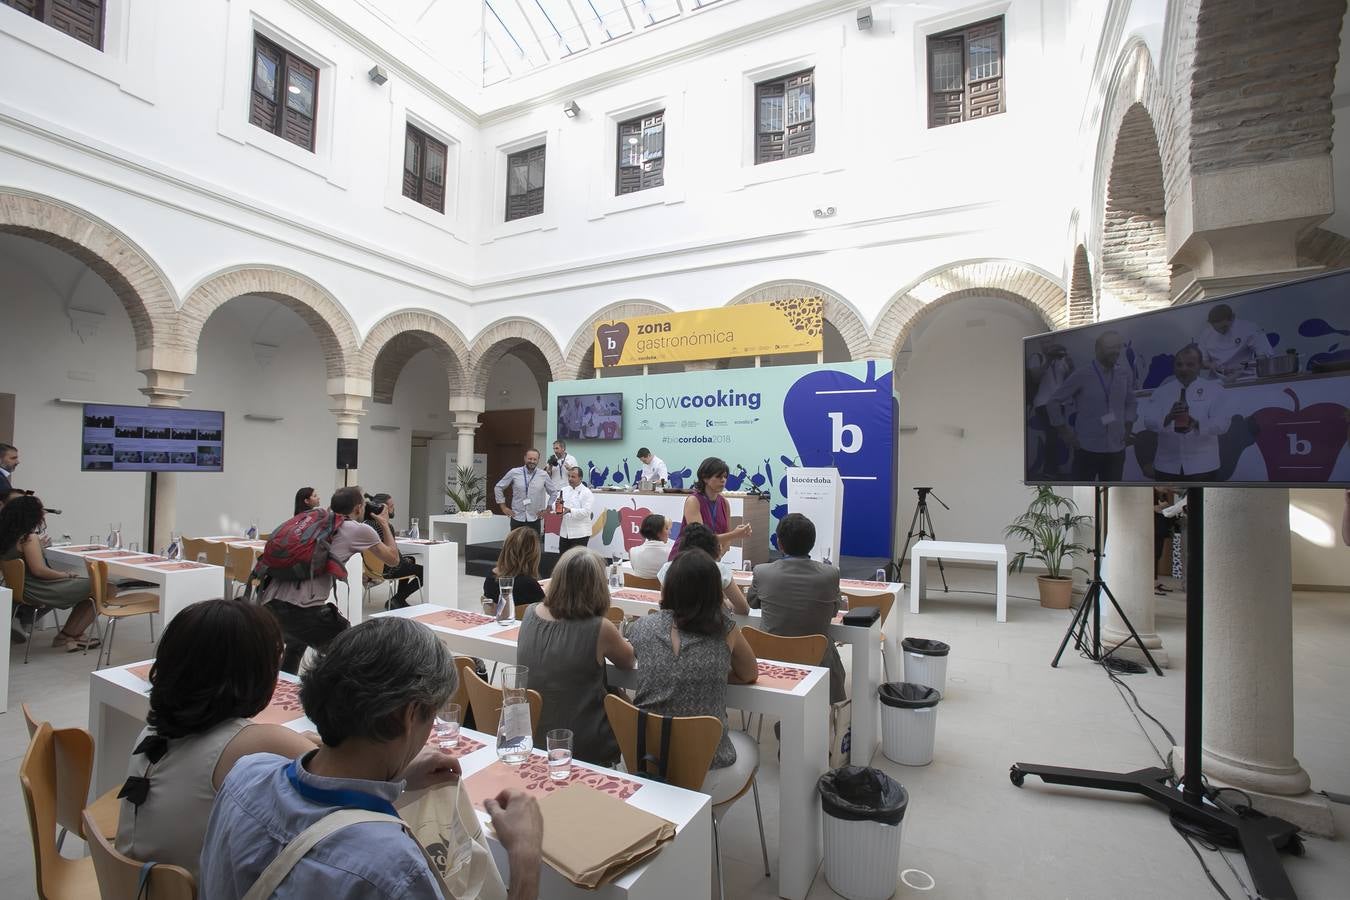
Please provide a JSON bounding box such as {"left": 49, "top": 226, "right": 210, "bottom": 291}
{"left": 328, "top": 393, "right": 367, "bottom": 436}
{"left": 449, "top": 395, "right": 486, "bottom": 415}
{"left": 138, "top": 369, "right": 191, "bottom": 407}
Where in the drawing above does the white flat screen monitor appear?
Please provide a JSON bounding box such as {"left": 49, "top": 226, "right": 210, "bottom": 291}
{"left": 81, "top": 404, "right": 225, "bottom": 473}
{"left": 1023, "top": 269, "right": 1350, "bottom": 487}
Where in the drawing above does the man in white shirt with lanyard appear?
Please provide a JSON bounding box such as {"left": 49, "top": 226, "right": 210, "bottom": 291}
{"left": 1048, "top": 330, "right": 1137, "bottom": 482}
{"left": 545, "top": 439, "right": 576, "bottom": 495}
{"left": 1197, "top": 303, "right": 1270, "bottom": 378}
{"left": 636, "top": 447, "right": 668, "bottom": 487}
{"left": 554, "top": 466, "right": 594, "bottom": 555}
{"left": 1138, "top": 345, "right": 1232, "bottom": 481}
{"left": 494, "top": 449, "right": 553, "bottom": 535}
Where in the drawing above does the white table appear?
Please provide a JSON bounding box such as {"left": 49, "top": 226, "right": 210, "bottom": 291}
{"left": 47, "top": 544, "right": 224, "bottom": 627}
{"left": 0, "top": 586, "right": 10, "bottom": 712}
{"left": 909, "top": 539, "right": 1009, "bottom": 622}
{"left": 88, "top": 663, "right": 711, "bottom": 900}
{"left": 428, "top": 513, "right": 510, "bottom": 551}
{"left": 379, "top": 604, "right": 830, "bottom": 900}
{"left": 339, "top": 538, "right": 459, "bottom": 625}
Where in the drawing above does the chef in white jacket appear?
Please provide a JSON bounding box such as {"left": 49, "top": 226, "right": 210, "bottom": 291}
{"left": 1138, "top": 345, "right": 1232, "bottom": 481}
{"left": 555, "top": 466, "right": 594, "bottom": 555}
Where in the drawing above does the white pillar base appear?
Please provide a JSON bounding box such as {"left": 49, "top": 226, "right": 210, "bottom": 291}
{"left": 1101, "top": 487, "right": 1169, "bottom": 667}
{"left": 1172, "top": 746, "right": 1334, "bottom": 836}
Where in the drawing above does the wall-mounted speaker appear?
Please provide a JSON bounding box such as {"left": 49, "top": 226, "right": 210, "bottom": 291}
{"left": 336, "top": 438, "right": 359, "bottom": 470}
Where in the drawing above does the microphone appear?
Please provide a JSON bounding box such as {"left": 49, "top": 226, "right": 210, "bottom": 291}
{"left": 44, "top": 508, "right": 62, "bottom": 515}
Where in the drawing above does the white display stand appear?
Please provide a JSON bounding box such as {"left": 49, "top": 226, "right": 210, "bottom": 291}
{"left": 785, "top": 467, "right": 843, "bottom": 563}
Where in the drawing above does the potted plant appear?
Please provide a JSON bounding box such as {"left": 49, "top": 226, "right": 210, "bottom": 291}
{"left": 1004, "top": 486, "right": 1092, "bottom": 609}
{"left": 445, "top": 465, "right": 486, "bottom": 514}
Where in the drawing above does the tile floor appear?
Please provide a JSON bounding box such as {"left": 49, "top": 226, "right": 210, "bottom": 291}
{"left": 2, "top": 567, "right": 1346, "bottom": 899}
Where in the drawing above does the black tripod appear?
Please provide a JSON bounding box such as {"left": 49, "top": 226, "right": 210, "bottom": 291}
{"left": 897, "top": 487, "right": 948, "bottom": 591}
{"left": 1052, "top": 486, "right": 1163, "bottom": 675}
{"left": 1015, "top": 488, "right": 1304, "bottom": 899}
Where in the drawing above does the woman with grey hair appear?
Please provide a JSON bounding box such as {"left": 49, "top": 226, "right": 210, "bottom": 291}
{"left": 200, "top": 617, "right": 544, "bottom": 899}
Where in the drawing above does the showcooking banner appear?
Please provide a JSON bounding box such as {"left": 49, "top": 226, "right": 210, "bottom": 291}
{"left": 592, "top": 298, "right": 823, "bottom": 368}
{"left": 548, "top": 359, "right": 896, "bottom": 557}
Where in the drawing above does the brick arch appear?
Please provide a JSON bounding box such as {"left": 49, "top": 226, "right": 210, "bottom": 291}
{"left": 562, "top": 300, "right": 674, "bottom": 380}
{"left": 468, "top": 318, "right": 565, "bottom": 397}
{"left": 1100, "top": 102, "right": 1170, "bottom": 317}
{"left": 1183, "top": 0, "right": 1343, "bottom": 181}
{"left": 0, "top": 188, "right": 177, "bottom": 358}
{"left": 174, "top": 266, "right": 361, "bottom": 382}
{"left": 725, "top": 280, "right": 871, "bottom": 360}
{"left": 871, "top": 260, "right": 1064, "bottom": 361}
{"left": 358, "top": 311, "right": 470, "bottom": 403}
{"left": 1068, "top": 245, "right": 1095, "bottom": 325}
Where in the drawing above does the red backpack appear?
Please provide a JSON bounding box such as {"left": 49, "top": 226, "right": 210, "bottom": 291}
{"left": 243, "top": 509, "right": 347, "bottom": 599}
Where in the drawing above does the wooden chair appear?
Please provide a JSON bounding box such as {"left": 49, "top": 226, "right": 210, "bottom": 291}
{"left": 361, "top": 550, "right": 421, "bottom": 610}
{"left": 604, "top": 694, "right": 769, "bottom": 898}
{"left": 200, "top": 541, "right": 227, "bottom": 568}
{"left": 21, "top": 705, "right": 120, "bottom": 850}
{"left": 179, "top": 538, "right": 209, "bottom": 564}
{"left": 19, "top": 722, "right": 101, "bottom": 899}
{"left": 87, "top": 559, "right": 160, "bottom": 669}
{"left": 82, "top": 809, "right": 197, "bottom": 900}
{"left": 739, "top": 628, "right": 827, "bottom": 737}
{"left": 3, "top": 557, "right": 65, "bottom": 664}
{"left": 604, "top": 606, "right": 625, "bottom": 625}
{"left": 623, "top": 573, "right": 661, "bottom": 591}
{"left": 461, "top": 666, "right": 542, "bottom": 737}
{"left": 843, "top": 591, "right": 896, "bottom": 678}
{"left": 225, "top": 544, "right": 258, "bottom": 598}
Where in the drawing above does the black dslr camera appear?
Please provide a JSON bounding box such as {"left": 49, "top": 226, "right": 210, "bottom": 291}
{"left": 363, "top": 492, "right": 391, "bottom": 520}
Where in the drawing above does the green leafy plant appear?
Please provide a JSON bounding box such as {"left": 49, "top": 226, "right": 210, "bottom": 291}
{"left": 445, "top": 465, "right": 486, "bottom": 513}
{"left": 1005, "top": 486, "right": 1093, "bottom": 579}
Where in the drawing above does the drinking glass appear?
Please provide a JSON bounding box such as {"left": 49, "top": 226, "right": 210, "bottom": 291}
{"left": 480, "top": 596, "right": 495, "bottom": 616}
{"left": 111, "top": 523, "right": 123, "bottom": 549}
{"left": 547, "top": 729, "right": 573, "bottom": 781}
{"left": 501, "top": 665, "right": 528, "bottom": 706}
{"left": 839, "top": 593, "right": 851, "bottom": 612}
{"left": 434, "top": 702, "right": 462, "bottom": 749}
{"left": 496, "top": 702, "right": 533, "bottom": 765}
{"left": 89, "top": 534, "right": 100, "bottom": 546}
{"left": 742, "top": 560, "right": 753, "bottom": 572}
{"left": 496, "top": 582, "right": 515, "bottom": 625}
{"left": 409, "top": 517, "right": 420, "bottom": 540}
{"left": 58, "top": 533, "right": 72, "bottom": 546}
{"left": 875, "top": 568, "right": 888, "bottom": 583}
{"left": 127, "top": 541, "right": 140, "bottom": 553}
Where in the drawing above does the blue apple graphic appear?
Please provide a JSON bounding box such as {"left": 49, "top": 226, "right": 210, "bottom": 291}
{"left": 782, "top": 360, "right": 895, "bottom": 557}
{"left": 668, "top": 467, "right": 692, "bottom": 489}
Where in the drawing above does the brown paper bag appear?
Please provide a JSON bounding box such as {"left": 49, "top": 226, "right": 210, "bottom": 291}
{"left": 536, "top": 782, "right": 676, "bottom": 888}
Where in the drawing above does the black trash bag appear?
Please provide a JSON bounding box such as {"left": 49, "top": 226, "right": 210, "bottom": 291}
{"left": 818, "top": 766, "right": 908, "bottom": 826}
{"left": 879, "top": 682, "right": 941, "bottom": 709}
{"left": 900, "top": 637, "right": 950, "bottom": 657}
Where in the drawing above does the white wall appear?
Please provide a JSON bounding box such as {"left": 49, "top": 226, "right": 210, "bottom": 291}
{"left": 894, "top": 296, "right": 1050, "bottom": 557}
{"left": 1289, "top": 489, "right": 1350, "bottom": 589}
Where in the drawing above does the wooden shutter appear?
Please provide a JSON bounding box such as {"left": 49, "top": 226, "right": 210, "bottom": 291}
{"left": 639, "top": 113, "right": 664, "bottom": 191}
{"left": 965, "top": 19, "right": 1004, "bottom": 120}
{"left": 46, "top": 0, "right": 103, "bottom": 49}
{"left": 755, "top": 80, "right": 785, "bottom": 164}
{"left": 422, "top": 134, "right": 447, "bottom": 214}
{"left": 783, "top": 70, "right": 814, "bottom": 158}
{"left": 2, "top": 0, "right": 40, "bottom": 17}
{"left": 280, "top": 55, "right": 318, "bottom": 151}
{"left": 506, "top": 145, "right": 545, "bottom": 221}
{"left": 250, "top": 38, "right": 281, "bottom": 134}
{"left": 616, "top": 116, "right": 644, "bottom": 195}
{"left": 402, "top": 128, "right": 422, "bottom": 202}
{"left": 928, "top": 34, "right": 965, "bottom": 127}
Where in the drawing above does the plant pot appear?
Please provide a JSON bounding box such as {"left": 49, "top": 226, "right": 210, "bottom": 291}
{"left": 1037, "top": 576, "right": 1074, "bottom": 609}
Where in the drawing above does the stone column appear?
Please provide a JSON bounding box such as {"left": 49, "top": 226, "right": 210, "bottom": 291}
{"left": 448, "top": 397, "right": 485, "bottom": 510}
{"left": 138, "top": 369, "right": 191, "bottom": 553}
{"left": 328, "top": 392, "right": 367, "bottom": 489}
{"left": 1101, "top": 486, "right": 1169, "bottom": 666}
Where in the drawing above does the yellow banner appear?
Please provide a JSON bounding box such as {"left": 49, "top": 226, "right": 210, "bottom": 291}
{"left": 593, "top": 298, "right": 823, "bottom": 367}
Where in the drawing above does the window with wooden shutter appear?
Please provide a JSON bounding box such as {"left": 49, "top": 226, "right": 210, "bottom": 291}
{"left": 505, "top": 145, "right": 546, "bottom": 221}
{"left": 616, "top": 112, "right": 665, "bottom": 196}
{"left": 249, "top": 33, "right": 319, "bottom": 152}
{"left": 755, "top": 69, "right": 814, "bottom": 165}
{"left": 927, "top": 17, "right": 1005, "bottom": 128}
{"left": 3, "top": 0, "right": 105, "bottom": 50}
{"left": 402, "top": 124, "right": 448, "bottom": 214}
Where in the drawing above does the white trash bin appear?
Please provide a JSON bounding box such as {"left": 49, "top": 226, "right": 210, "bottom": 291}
{"left": 819, "top": 767, "right": 908, "bottom": 900}
{"left": 901, "top": 638, "right": 950, "bottom": 695}
{"left": 880, "top": 682, "right": 941, "bottom": 766}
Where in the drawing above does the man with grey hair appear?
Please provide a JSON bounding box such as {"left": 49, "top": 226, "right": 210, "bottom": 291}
{"left": 201, "top": 617, "right": 544, "bottom": 899}
{"left": 1048, "top": 330, "right": 1138, "bottom": 482}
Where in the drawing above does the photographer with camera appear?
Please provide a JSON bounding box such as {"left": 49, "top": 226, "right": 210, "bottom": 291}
{"left": 261, "top": 486, "right": 399, "bottom": 674}
{"left": 363, "top": 493, "right": 424, "bottom": 609}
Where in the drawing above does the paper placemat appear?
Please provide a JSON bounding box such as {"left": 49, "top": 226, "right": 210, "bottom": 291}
{"left": 128, "top": 662, "right": 153, "bottom": 684}
{"left": 611, "top": 589, "right": 659, "bottom": 604}
{"left": 490, "top": 626, "right": 521, "bottom": 643}
{"left": 425, "top": 732, "right": 487, "bottom": 757}
{"left": 757, "top": 661, "right": 810, "bottom": 691}
{"left": 120, "top": 555, "right": 167, "bottom": 564}
{"left": 400, "top": 539, "right": 447, "bottom": 545}
{"left": 413, "top": 608, "right": 494, "bottom": 631}
{"left": 463, "top": 757, "right": 644, "bottom": 811}
{"left": 60, "top": 545, "right": 106, "bottom": 553}
{"left": 253, "top": 680, "right": 305, "bottom": 725}
{"left": 148, "top": 561, "right": 211, "bottom": 571}
{"left": 88, "top": 550, "right": 139, "bottom": 559}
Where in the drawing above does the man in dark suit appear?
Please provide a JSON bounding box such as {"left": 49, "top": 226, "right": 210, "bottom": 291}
{"left": 0, "top": 443, "right": 17, "bottom": 495}
{"left": 746, "top": 513, "right": 845, "bottom": 703}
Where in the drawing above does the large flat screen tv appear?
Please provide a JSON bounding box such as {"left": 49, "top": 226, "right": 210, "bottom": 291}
{"left": 556, "top": 392, "right": 623, "bottom": 441}
{"left": 1023, "top": 269, "right": 1350, "bottom": 487}
{"left": 82, "top": 404, "right": 225, "bottom": 473}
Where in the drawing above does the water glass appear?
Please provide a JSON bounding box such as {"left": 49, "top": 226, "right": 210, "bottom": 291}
{"left": 480, "top": 596, "right": 495, "bottom": 616}
{"left": 875, "top": 568, "right": 888, "bottom": 583}
{"left": 409, "top": 517, "right": 420, "bottom": 540}
{"left": 547, "top": 729, "right": 574, "bottom": 781}
{"left": 88, "top": 534, "right": 100, "bottom": 546}
{"left": 839, "top": 593, "right": 851, "bottom": 612}
{"left": 435, "top": 702, "right": 461, "bottom": 749}
{"left": 127, "top": 541, "right": 140, "bottom": 553}
{"left": 496, "top": 582, "right": 515, "bottom": 625}
{"left": 496, "top": 702, "right": 533, "bottom": 766}
{"left": 742, "top": 560, "right": 753, "bottom": 572}
{"left": 501, "top": 665, "right": 528, "bottom": 706}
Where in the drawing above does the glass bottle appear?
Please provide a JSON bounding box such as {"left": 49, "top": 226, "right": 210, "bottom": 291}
{"left": 1173, "top": 383, "right": 1191, "bottom": 433}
